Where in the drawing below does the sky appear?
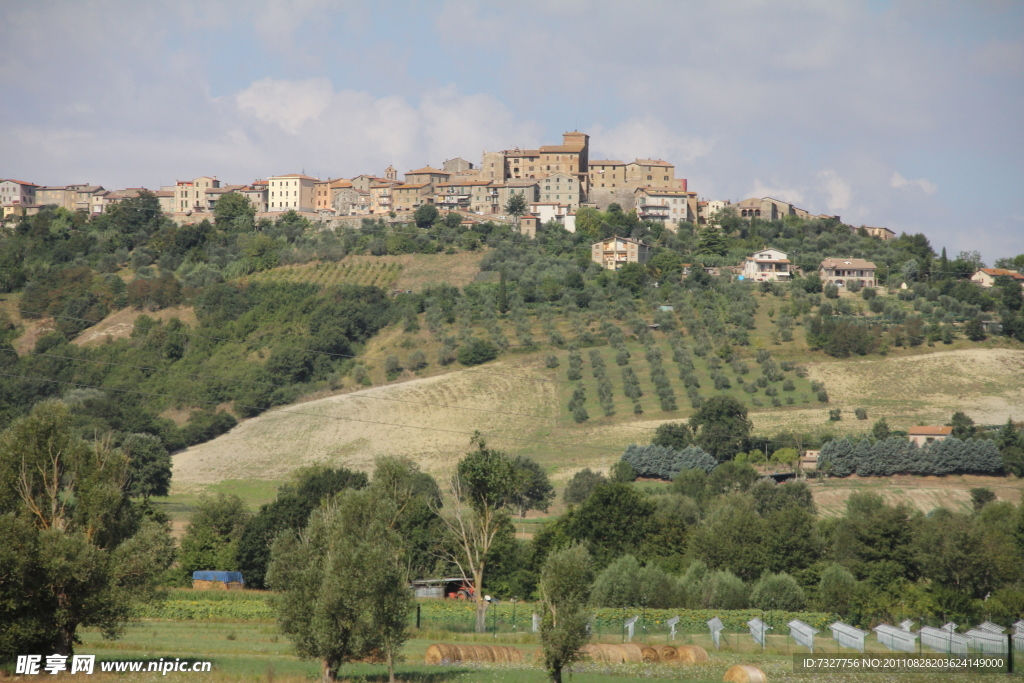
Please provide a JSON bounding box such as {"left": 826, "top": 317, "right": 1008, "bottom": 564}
{"left": 2, "top": 0, "right": 1022, "bottom": 262}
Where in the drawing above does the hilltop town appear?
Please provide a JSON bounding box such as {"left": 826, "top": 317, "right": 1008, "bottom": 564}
{"left": 2, "top": 130, "right": 847, "bottom": 237}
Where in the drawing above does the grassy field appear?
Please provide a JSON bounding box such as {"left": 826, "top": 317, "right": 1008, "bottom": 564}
{"left": 67, "top": 602, "right": 1008, "bottom": 683}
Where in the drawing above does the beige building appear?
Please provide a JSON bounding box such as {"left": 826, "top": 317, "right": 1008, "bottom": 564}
{"left": 819, "top": 258, "right": 877, "bottom": 288}
{"left": 538, "top": 172, "right": 581, "bottom": 210}
{"left": 699, "top": 199, "right": 732, "bottom": 225}
{"left": 482, "top": 131, "right": 589, "bottom": 184}
{"left": 443, "top": 157, "right": 475, "bottom": 174}
{"left": 240, "top": 182, "right": 268, "bottom": 213}
{"left": 0, "top": 179, "right": 38, "bottom": 207}
{"left": 908, "top": 426, "right": 952, "bottom": 447}
{"left": 741, "top": 248, "right": 791, "bottom": 281}
{"left": 591, "top": 236, "right": 651, "bottom": 271}
{"left": 588, "top": 158, "right": 686, "bottom": 210}
{"left": 392, "top": 183, "right": 432, "bottom": 211}
{"left": 332, "top": 187, "right": 369, "bottom": 215}
{"left": 469, "top": 180, "right": 539, "bottom": 215}
{"left": 435, "top": 180, "right": 491, "bottom": 211}
{"left": 971, "top": 268, "right": 1024, "bottom": 288}
{"left": 518, "top": 214, "right": 539, "bottom": 238}
{"left": 404, "top": 166, "right": 450, "bottom": 188}
{"left": 634, "top": 187, "right": 696, "bottom": 227}
{"left": 153, "top": 190, "right": 176, "bottom": 214}
{"left": 369, "top": 180, "right": 400, "bottom": 214}
{"left": 268, "top": 174, "right": 316, "bottom": 212}
{"left": 173, "top": 176, "right": 220, "bottom": 213}
{"left": 862, "top": 226, "right": 895, "bottom": 240}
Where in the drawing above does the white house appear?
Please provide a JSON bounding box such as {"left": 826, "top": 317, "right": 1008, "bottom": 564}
{"left": 741, "top": 248, "right": 791, "bottom": 281}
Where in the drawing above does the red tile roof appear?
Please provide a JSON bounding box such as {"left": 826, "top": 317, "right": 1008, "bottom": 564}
{"left": 908, "top": 426, "right": 954, "bottom": 436}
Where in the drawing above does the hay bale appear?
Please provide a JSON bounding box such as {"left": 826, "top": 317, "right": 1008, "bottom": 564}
{"left": 425, "top": 643, "right": 465, "bottom": 664}
{"left": 640, "top": 646, "right": 660, "bottom": 662}
{"left": 723, "top": 664, "right": 767, "bottom": 683}
{"left": 676, "top": 645, "right": 710, "bottom": 664}
{"left": 658, "top": 645, "right": 678, "bottom": 663}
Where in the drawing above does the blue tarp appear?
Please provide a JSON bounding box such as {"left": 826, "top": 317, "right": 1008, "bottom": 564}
{"left": 192, "top": 571, "right": 244, "bottom": 584}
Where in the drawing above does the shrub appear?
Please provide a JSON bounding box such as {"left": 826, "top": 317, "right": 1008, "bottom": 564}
{"left": 611, "top": 460, "right": 637, "bottom": 483}
{"left": 817, "top": 390, "right": 829, "bottom": 403}
{"left": 545, "top": 355, "right": 559, "bottom": 368}
{"left": 409, "top": 350, "right": 427, "bottom": 370}
{"left": 384, "top": 354, "right": 402, "bottom": 379}
{"left": 823, "top": 283, "right": 839, "bottom": 299}
{"left": 829, "top": 409, "right": 841, "bottom": 421}
{"left": 782, "top": 379, "right": 795, "bottom": 391}
{"left": 457, "top": 338, "right": 499, "bottom": 365}
{"left": 861, "top": 287, "right": 877, "bottom": 300}
{"left": 854, "top": 407, "right": 868, "bottom": 420}
{"left": 751, "top": 572, "right": 806, "bottom": 611}
{"left": 620, "top": 444, "right": 717, "bottom": 480}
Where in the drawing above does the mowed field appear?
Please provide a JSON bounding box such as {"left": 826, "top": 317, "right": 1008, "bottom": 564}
{"left": 171, "top": 340, "right": 1024, "bottom": 513}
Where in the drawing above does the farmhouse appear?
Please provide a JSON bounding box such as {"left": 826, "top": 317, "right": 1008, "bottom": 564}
{"left": 819, "top": 257, "right": 877, "bottom": 288}
{"left": 908, "top": 425, "right": 953, "bottom": 447}
{"left": 741, "top": 248, "right": 791, "bottom": 282}
{"left": 591, "top": 236, "right": 651, "bottom": 270}
{"left": 971, "top": 268, "right": 1024, "bottom": 288}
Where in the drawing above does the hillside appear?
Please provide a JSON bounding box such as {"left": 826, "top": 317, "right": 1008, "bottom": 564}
{"left": 171, "top": 338, "right": 1024, "bottom": 497}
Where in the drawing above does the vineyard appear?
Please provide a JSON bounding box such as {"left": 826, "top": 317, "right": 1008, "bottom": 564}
{"left": 241, "top": 259, "right": 404, "bottom": 289}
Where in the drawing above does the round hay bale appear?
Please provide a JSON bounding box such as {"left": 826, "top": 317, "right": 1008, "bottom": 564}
{"left": 463, "top": 645, "right": 496, "bottom": 663}
{"left": 658, "top": 645, "right": 678, "bottom": 663}
{"left": 723, "top": 664, "right": 767, "bottom": 683}
{"left": 616, "top": 643, "right": 645, "bottom": 663}
{"left": 425, "top": 643, "right": 460, "bottom": 665}
{"left": 488, "top": 645, "right": 524, "bottom": 663}
{"left": 640, "top": 646, "right": 660, "bottom": 662}
{"left": 676, "top": 644, "right": 710, "bottom": 664}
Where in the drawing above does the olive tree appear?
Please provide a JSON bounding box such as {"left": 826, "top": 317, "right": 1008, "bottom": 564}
{"left": 539, "top": 545, "right": 594, "bottom": 683}
{"left": 267, "top": 488, "right": 413, "bottom": 682}
{"left": 0, "top": 402, "right": 174, "bottom": 658}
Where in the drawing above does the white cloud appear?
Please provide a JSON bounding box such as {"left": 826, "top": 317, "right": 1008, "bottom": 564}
{"left": 235, "top": 78, "right": 333, "bottom": 135}
{"left": 817, "top": 169, "right": 852, "bottom": 212}
{"left": 891, "top": 171, "right": 937, "bottom": 195}
{"left": 749, "top": 180, "right": 805, "bottom": 206}
{"left": 589, "top": 116, "right": 715, "bottom": 166}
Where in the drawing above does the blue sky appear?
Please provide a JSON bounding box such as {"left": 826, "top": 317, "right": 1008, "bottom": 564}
{"left": 2, "top": 0, "right": 1022, "bottom": 262}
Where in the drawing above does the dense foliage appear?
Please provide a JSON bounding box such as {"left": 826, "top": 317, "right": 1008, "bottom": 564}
{"left": 819, "top": 436, "right": 1004, "bottom": 476}
{"left": 620, "top": 443, "right": 717, "bottom": 480}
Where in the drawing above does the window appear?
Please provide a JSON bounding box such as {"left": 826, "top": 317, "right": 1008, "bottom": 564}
{"left": 647, "top": 175, "right": 652, "bottom": 181}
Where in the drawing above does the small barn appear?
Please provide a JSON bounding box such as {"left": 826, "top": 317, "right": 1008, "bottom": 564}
{"left": 192, "top": 571, "right": 245, "bottom": 590}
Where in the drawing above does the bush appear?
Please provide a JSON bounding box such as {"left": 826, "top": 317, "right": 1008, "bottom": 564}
{"left": 408, "top": 350, "right": 427, "bottom": 370}
{"left": 457, "top": 338, "right": 499, "bottom": 366}
{"left": 611, "top": 460, "right": 637, "bottom": 483}
{"left": 817, "top": 390, "right": 829, "bottom": 403}
{"left": 829, "top": 409, "right": 841, "bottom": 421}
{"left": 751, "top": 572, "right": 806, "bottom": 611}
{"left": 545, "top": 355, "right": 559, "bottom": 368}
{"left": 782, "top": 379, "right": 795, "bottom": 391}
{"left": 817, "top": 564, "right": 856, "bottom": 615}
{"left": 861, "top": 287, "right": 877, "bottom": 300}
{"left": 854, "top": 407, "right": 868, "bottom": 420}
{"left": 620, "top": 444, "right": 717, "bottom": 480}
{"left": 384, "top": 354, "right": 402, "bottom": 379}
{"left": 823, "top": 283, "right": 839, "bottom": 299}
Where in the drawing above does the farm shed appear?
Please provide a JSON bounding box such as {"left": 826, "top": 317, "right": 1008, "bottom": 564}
{"left": 409, "top": 577, "right": 474, "bottom": 599}
{"left": 191, "top": 571, "right": 244, "bottom": 590}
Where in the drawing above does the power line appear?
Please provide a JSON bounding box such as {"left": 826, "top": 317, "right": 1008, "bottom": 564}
{"left": 0, "top": 371, "right": 631, "bottom": 455}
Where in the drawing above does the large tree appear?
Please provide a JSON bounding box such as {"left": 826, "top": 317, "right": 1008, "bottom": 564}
{"left": 435, "top": 435, "right": 519, "bottom": 632}
{"left": 177, "top": 493, "right": 250, "bottom": 579}
{"left": 538, "top": 545, "right": 594, "bottom": 683}
{"left": 689, "top": 396, "right": 752, "bottom": 461}
{"left": 509, "top": 455, "right": 555, "bottom": 518}
{"left": 267, "top": 489, "right": 412, "bottom": 683}
{"left": 122, "top": 433, "right": 171, "bottom": 500}
{"left": 0, "top": 402, "right": 173, "bottom": 658}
